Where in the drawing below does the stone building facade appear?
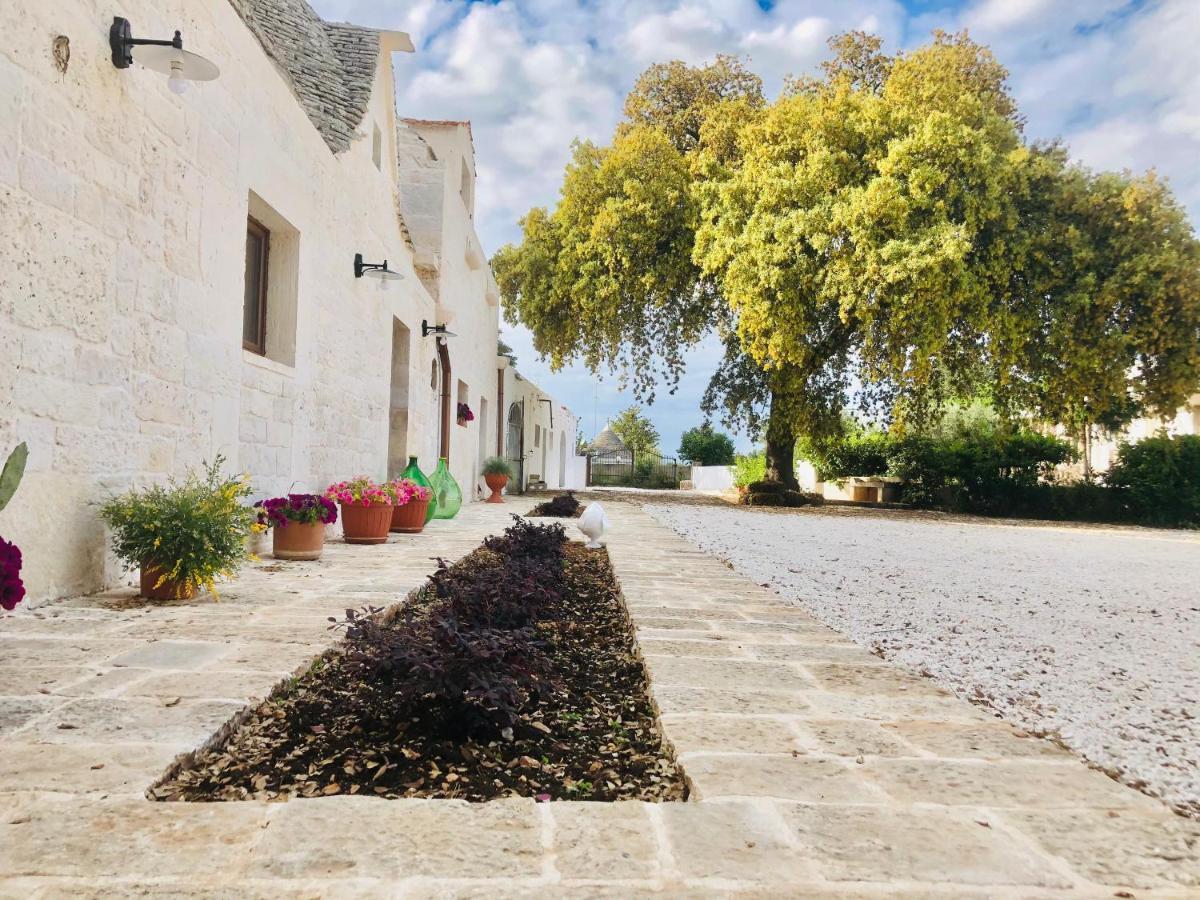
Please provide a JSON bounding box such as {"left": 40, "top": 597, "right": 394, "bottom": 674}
{"left": 0, "top": 0, "right": 579, "bottom": 604}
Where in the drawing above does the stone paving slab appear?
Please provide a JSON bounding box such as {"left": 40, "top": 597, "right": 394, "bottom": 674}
{"left": 0, "top": 496, "right": 1197, "bottom": 896}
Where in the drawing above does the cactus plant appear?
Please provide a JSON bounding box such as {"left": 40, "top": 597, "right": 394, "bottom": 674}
{"left": 0, "top": 442, "right": 27, "bottom": 512}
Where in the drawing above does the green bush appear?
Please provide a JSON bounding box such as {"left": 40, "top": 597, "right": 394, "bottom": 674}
{"left": 811, "top": 431, "right": 893, "bottom": 481}
{"left": 1106, "top": 434, "right": 1200, "bottom": 527}
{"left": 678, "top": 424, "right": 736, "bottom": 466}
{"left": 732, "top": 452, "right": 766, "bottom": 488}
{"left": 886, "top": 430, "right": 1074, "bottom": 514}
{"left": 98, "top": 457, "right": 256, "bottom": 597}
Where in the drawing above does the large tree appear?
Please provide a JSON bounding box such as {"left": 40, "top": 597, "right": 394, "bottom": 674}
{"left": 990, "top": 148, "right": 1200, "bottom": 463}
{"left": 496, "top": 33, "right": 1200, "bottom": 488}
{"left": 609, "top": 405, "right": 661, "bottom": 455}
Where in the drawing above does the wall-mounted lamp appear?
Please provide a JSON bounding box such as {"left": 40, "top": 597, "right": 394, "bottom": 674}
{"left": 422, "top": 319, "right": 456, "bottom": 345}
{"left": 354, "top": 253, "right": 403, "bottom": 290}
{"left": 110, "top": 17, "right": 219, "bottom": 95}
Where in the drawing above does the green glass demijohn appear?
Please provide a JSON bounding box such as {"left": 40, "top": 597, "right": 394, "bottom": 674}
{"left": 401, "top": 456, "right": 437, "bottom": 524}
{"left": 429, "top": 457, "right": 462, "bottom": 519}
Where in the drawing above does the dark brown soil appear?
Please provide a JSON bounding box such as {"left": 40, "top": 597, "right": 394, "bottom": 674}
{"left": 150, "top": 543, "right": 687, "bottom": 803}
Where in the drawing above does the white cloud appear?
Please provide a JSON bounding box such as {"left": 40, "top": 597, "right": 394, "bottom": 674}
{"left": 310, "top": 0, "right": 1200, "bottom": 452}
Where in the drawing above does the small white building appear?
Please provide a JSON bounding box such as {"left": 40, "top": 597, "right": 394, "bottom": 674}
{"left": 0, "top": 0, "right": 579, "bottom": 604}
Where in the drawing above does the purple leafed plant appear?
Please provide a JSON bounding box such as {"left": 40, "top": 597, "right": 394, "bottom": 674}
{"left": 0, "top": 537, "right": 24, "bottom": 611}
{"left": 338, "top": 517, "right": 568, "bottom": 738}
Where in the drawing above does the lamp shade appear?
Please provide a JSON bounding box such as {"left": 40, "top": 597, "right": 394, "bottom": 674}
{"left": 366, "top": 266, "right": 403, "bottom": 281}
{"left": 132, "top": 44, "right": 219, "bottom": 81}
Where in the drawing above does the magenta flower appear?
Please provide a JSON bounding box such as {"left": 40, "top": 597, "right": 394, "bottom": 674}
{"left": 0, "top": 537, "right": 25, "bottom": 611}
{"left": 254, "top": 494, "right": 338, "bottom": 529}
{"left": 324, "top": 477, "right": 394, "bottom": 507}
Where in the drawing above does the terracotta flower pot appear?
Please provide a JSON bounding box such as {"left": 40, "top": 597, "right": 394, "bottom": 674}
{"left": 139, "top": 561, "right": 196, "bottom": 601}
{"left": 390, "top": 497, "right": 430, "bottom": 533}
{"left": 339, "top": 502, "right": 392, "bottom": 544}
{"left": 485, "top": 473, "right": 508, "bottom": 503}
{"left": 272, "top": 521, "right": 326, "bottom": 560}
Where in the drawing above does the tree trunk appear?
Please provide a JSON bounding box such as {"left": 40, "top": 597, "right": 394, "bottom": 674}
{"left": 763, "top": 390, "right": 798, "bottom": 490}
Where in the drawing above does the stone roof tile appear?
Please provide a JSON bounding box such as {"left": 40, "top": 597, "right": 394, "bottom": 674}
{"left": 227, "top": 0, "right": 379, "bottom": 154}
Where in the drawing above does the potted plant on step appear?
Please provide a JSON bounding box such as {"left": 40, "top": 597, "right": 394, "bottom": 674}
{"left": 324, "top": 477, "right": 393, "bottom": 544}
{"left": 482, "top": 456, "right": 515, "bottom": 503}
{"left": 98, "top": 457, "right": 256, "bottom": 601}
{"left": 255, "top": 494, "right": 338, "bottom": 560}
{"left": 388, "top": 477, "right": 433, "bottom": 534}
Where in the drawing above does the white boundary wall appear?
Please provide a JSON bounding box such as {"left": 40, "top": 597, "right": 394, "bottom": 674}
{"left": 689, "top": 465, "right": 736, "bottom": 492}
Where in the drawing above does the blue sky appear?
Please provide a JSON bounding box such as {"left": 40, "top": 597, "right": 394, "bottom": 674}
{"left": 313, "top": 0, "right": 1199, "bottom": 455}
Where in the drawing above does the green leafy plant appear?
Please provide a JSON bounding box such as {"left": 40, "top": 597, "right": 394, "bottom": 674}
{"left": 98, "top": 456, "right": 256, "bottom": 598}
{"left": 0, "top": 442, "right": 28, "bottom": 512}
{"left": 1107, "top": 434, "right": 1200, "bottom": 527}
{"left": 732, "top": 451, "right": 766, "bottom": 489}
{"left": 482, "top": 456, "right": 515, "bottom": 478}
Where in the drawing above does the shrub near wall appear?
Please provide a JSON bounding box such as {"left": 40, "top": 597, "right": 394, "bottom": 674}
{"left": 799, "top": 427, "right": 1198, "bottom": 527}
{"left": 891, "top": 430, "right": 1075, "bottom": 515}
{"left": 732, "top": 452, "right": 766, "bottom": 488}
{"left": 1107, "top": 434, "right": 1200, "bottom": 527}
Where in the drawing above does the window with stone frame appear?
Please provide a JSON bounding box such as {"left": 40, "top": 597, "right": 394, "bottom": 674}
{"left": 243, "top": 217, "right": 269, "bottom": 354}
{"left": 243, "top": 192, "right": 300, "bottom": 367}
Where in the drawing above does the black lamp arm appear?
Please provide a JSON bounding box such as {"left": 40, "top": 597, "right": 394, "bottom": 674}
{"left": 110, "top": 18, "right": 183, "bottom": 69}
{"left": 126, "top": 32, "right": 183, "bottom": 50}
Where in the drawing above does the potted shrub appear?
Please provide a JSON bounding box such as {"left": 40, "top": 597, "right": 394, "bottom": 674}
{"left": 482, "top": 456, "right": 515, "bottom": 503}
{"left": 388, "top": 477, "right": 433, "bottom": 534}
{"left": 98, "top": 457, "right": 256, "bottom": 601}
{"left": 457, "top": 402, "right": 475, "bottom": 426}
{"left": 255, "top": 494, "right": 338, "bottom": 560}
{"left": 324, "top": 477, "right": 393, "bottom": 544}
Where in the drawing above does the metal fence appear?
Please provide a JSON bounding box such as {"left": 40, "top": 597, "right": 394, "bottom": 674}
{"left": 586, "top": 449, "right": 690, "bottom": 489}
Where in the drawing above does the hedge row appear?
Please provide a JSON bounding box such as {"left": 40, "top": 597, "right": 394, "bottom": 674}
{"left": 733, "top": 431, "right": 1200, "bottom": 528}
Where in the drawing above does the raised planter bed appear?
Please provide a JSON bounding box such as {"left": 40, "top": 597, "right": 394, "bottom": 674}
{"left": 150, "top": 521, "right": 686, "bottom": 803}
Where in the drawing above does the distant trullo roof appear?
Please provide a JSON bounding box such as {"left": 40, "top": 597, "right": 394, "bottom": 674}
{"left": 589, "top": 425, "right": 627, "bottom": 453}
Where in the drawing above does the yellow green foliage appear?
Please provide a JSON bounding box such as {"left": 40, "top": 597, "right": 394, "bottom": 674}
{"left": 496, "top": 30, "right": 1200, "bottom": 476}
{"left": 98, "top": 457, "right": 256, "bottom": 599}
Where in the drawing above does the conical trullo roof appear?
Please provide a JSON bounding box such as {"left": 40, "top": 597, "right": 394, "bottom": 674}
{"left": 590, "top": 425, "right": 627, "bottom": 453}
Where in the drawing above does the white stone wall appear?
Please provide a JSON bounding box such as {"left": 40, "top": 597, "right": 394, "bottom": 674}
{"left": 0, "top": 0, "right": 581, "bottom": 604}
{"left": 689, "top": 465, "right": 736, "bottom": 493}
{"left": 500, "top": 367, "right": 581, "bottom": 493}
{"left": 1073, "top": 394, "right": 1200, "bottom": 476}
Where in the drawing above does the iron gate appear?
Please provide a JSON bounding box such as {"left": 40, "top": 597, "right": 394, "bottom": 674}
{"left": 586, "top": 449, "right": 688, "bottom": 489}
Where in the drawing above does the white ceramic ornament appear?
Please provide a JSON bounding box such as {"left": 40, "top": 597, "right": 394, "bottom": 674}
{"left": 577, "top": 501, "right": 609, "bottom": 549}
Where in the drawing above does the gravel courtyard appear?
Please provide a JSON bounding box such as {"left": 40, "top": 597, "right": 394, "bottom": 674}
{"left": 647, "top": 502, "right": 1200, "bottom": 818}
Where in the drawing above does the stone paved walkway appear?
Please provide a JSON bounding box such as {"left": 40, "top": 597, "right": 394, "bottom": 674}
{"left": 1, "top": 497, "right": 1198, "bottom": 897}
